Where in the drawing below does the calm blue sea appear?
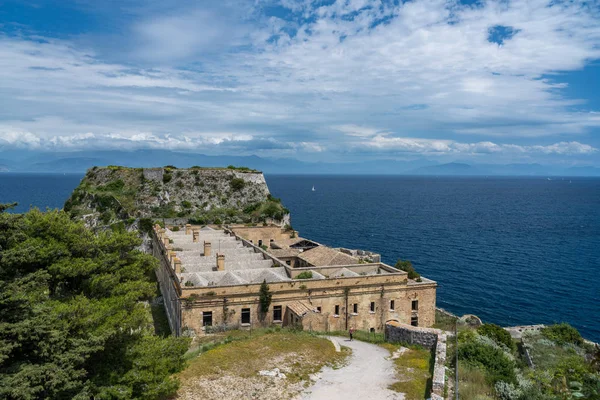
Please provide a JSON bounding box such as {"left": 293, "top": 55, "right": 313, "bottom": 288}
{"left": 1, "top": 173, "right": 599, "bottom": 342}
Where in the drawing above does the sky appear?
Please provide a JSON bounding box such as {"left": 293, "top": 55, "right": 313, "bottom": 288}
{"left": 1, "top": 0, "right": 600, "bottom": 167}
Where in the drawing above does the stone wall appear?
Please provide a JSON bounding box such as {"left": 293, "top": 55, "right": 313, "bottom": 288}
{"left": 385, "top": 323, "right": 440, "bottom": 349}
{"left": 385, "top": 323, "right": 446, "bottom": 398}
{"left": 151, "top": 230, "right": 182, "bottom": 336}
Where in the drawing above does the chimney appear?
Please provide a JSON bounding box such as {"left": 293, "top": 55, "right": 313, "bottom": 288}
{"left": 168, "top": 251, "right": 176, "bottom": 266}
{"left": 192, "top": 229, "right": 199, "bottom": 243}
{"left": 216, "top": 254, "right": 225, "bottom": 271}
{"left": 174, "top": 257, "right": 182, "bottom": 274}
{"left": 204, "top": 241, "right": 211, "bottom": 257}
{"left": 185, "top": 224, "right": 192, "bottom": 235}
{"left": 163, "top": 237, "right": 170, "bottom": 247}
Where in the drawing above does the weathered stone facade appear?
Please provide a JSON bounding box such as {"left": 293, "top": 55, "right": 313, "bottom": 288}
{"left": 152, "top": 225, "right": 437, "bottom": 337}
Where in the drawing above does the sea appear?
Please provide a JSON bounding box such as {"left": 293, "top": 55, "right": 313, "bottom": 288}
{"left": 1, "top": 173, "right": 599, "bottom": 342}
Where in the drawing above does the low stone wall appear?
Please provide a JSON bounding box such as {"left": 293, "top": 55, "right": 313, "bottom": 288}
{"left": 385, "top": 323, "right": 446, "bottom": 398}
{"left": 385, "top": 323, "right": 440, "bottom": 349}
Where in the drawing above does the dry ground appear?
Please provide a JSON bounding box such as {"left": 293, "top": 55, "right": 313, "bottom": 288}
{"left": 176, "top": 330, "right": 349, "bottom": 400}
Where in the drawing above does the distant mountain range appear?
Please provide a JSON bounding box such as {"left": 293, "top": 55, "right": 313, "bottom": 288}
{"left": 0, "top": 150, "right": 598, "bottom": 176}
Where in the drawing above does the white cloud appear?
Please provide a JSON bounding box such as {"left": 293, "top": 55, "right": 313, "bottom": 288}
{"left": 356, "top": 135, "right": 596, "bottom": 155}
{"left": 0, "top": 0, "right": 599, "bottom": 163}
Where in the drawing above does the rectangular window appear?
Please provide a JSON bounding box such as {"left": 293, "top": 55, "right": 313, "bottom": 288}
{"left": 202, "top": 311, "right": 212, "bottom": 327}
{"left": 286, "top": 260, "right": 291, "bottom": 265}
{"left": 241, "top": 308, "right": 251, "bottom": 324}
{"left": 273, "top": 305, "right": 282, "bottom": 321}
{"left": 411, "top": 316, "right": 419, "bottom": 327}
{"left": 353, "top": 303, "right": 358, "bottom": 314}
{"left": 370, "top": 302, "right": 375, "bottom": 312}
{"left": 412, "top": 300, "right": 419, "bottom": 311}
{"left": 316, "top": 306, "right": 322, "bottom": 313}
{"left": 334, "top": 305, "right": 340, "bottom": 315}
{"left": 390, "top": 300, "right": 395, "bottom": 310}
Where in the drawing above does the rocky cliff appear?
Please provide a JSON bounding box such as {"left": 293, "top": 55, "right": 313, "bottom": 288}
{"left": 65, "top": 166, "right": 289, "bottom": 228}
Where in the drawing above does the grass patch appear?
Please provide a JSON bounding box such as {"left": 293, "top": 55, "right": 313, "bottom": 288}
{"left": 179, "top": 329, "right": 348, "bottom": 384}
{"left": 384, "top": 344, "right": 433, "bottom": 399}
{"left": 433, "top": 309, "right": 458, "bottom": 331}
{"left": 525, "top": 332, "right": 584, "bottom": 370}
{"left": 457, "top": 362, "right": 494, "bottom": 400}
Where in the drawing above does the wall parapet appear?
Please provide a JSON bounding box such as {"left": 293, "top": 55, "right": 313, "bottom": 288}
{"left": 385, "top": 322, "right": 446, "bottom": 398}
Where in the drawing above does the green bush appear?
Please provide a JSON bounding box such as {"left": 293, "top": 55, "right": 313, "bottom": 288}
{"left": 138, "top": 218, "right": 154, "bottom": 233}
{"left": 296, "top": 271, "right": 313, "bottom": 279}
{"left": 541, "top": 323, "right": 584, "bottom": 346}
{"left": 181, "top": 201, "right": 192, "bottom": 209}
{"left": 458, "top": 340, "right": 517, "bottom": 385}
{"left": 163, "top": 173, "right": 172, "bottom": 184}
{"left": 230, "top": 177, "right": 246, "bottom": 191}
{"left": 99, "top": 179, "right": 125, "bottom": 192}
{"left": 478, "top": 324, "right": 515, "bottom": 351}
{"left": 394, "top": 259, "right": 420, "bottom": 280}
{"left": 171, "top": 226, "right": 180, "bottom": 232}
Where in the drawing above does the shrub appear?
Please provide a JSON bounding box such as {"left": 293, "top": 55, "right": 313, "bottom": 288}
{"left": 163, "top": 173, "right": 172, "bottom": 183}
{"left": 541, "top": 323, "right": 584, "bottom": 346}
{"left": 458, "top": 341, "right": 517, "bottom": 385}
{"left": 181, "top": 201, "right": 192, "bottom": 209}
{"left": 184, "top": 281, "right": 194, "bottom": 287}
{"left": 171, "top": 226, "right": 180, "bottom": 232}
{"left": 296, "top": 271, "right": 313, "bottom": 279}
{"left": 394, "top": 259, "right": 420, "bottom": 280}
{"left": 230, "top": 177, "right": 246, "bottom": 191}
{"left": 176, "top": 181, "right": 184, "bottom": 189}
{"left": 99, "top": 179, "right": 125, "bottom": 192}
{"left": 494, "top": 381, "right": 522, "bottom": 400}
{"left": 478, "top": 324, "right": 515, "bottom": 351}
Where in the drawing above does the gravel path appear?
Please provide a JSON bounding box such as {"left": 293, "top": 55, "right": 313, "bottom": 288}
{"left": 299, "top": 337, "right": 405, "bottom": 400}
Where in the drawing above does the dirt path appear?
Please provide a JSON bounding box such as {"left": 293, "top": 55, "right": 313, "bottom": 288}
{"left": 300, "top": 337, "right": 404, "bottom": 400}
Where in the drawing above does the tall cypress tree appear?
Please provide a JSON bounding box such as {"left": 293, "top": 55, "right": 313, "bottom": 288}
{"left": 259, "top": 279, "right": 272, "bottom": 315}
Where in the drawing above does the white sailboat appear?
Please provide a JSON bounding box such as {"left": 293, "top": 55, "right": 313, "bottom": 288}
{"left": 312, "top": 185, "right": 315, "bottom": 192}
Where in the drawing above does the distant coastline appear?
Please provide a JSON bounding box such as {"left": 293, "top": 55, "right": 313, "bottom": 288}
{"left": 0, "top": 150, "right": 599, "bottom": 176}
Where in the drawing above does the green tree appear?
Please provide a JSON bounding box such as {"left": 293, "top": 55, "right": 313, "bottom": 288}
{"left": 0, "top": 207, "right": 189, "bottom": 399}
{"left": 258, "top": 280, "right": 272, "bottom": 315}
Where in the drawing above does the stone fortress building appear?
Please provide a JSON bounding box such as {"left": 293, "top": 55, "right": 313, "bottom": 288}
{"left": 153, "top": 224, "right": 437, "bottom": 337}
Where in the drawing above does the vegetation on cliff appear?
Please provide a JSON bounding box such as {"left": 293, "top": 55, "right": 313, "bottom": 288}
{"left": 452, "top": 322, "right": 600, "bottom": 400}
{"left": 0, "top": 206, "right": 189, "bottom": 399}
{"left": 64, "top": 166, "right": 288, "bottom": 227}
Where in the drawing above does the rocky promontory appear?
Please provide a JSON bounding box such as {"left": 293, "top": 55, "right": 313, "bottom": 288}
{"left": 65, "top": 165, "right": 289, "bottom": 228}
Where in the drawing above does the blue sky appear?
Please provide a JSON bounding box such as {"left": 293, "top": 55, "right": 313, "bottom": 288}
{"left": 1, "top": 0, "right": 599, "bottom": 166}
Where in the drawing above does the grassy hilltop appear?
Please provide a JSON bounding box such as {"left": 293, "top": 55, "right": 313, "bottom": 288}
{"left": 64, "top": 165, "right": 289, "bottom": 227}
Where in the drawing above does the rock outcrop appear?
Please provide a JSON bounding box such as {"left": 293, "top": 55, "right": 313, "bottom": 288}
{"left": 65, "top": 166, "right": 288, "bottom": 228}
